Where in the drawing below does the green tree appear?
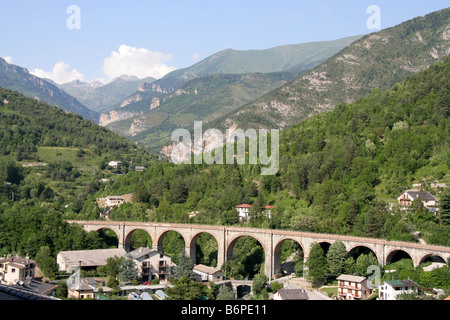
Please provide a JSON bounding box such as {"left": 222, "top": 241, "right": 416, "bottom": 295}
{"left": 355, "top": 253, "right": 379, "bottom": 276}
{"left": 365, "top": 205, "right": 386, "bottom": 238}
{"left": 172, "top": 250, "right": 196, "bottom": 280}
{"left": 249, "top": 190, "right": 265, "bottom": 224}
{"left": 327, "top": 240, "right": 348, "bottom": 277}
{"left": 252, "top": 271, "right": 268, "bottom": 296}
{"left": 307, "top": 243, "right": 329, "bottom": 288}
{"left": 98, "top": 256, "right": 123, "bottom": 279}
{"left": 35, "top": 246, "right": 58, "bottom": 279}
{"left": 270, "top": 281, "right": 283, "bottom": 292}
{"left": 344, "top": 257, "right": 356, "bottom": 275}
{"left": 216, "top": 284, "right": 235, "bottom": 300}
{"left": 206, "top": 281, "right": 217, "bottom": 300}
{"left": 119, "top": 254, "right": 139, "bottom": 283}
{"left": 439, "top": 190, "right": 450, "bottom": 226}
{"left": 55, "top": 281, "right": 68, "bottom": 299}
{"left": 166, "top": 274, "right": 206, "bottom": 300}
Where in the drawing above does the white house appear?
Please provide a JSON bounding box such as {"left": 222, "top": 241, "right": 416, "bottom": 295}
{"left": 235, "top": 204, "right": 275, "bottom": 222}
{"left": 336, "top": 274, "right": 372, "bottom": 300}
{"left": 127, "top": 247, "right": 174, "bottom": 283}
{"left": 108, "top": 161, "right": 123, "bottom": 169}
{"left": 0, "top": 255, "right": 36, "bottom": 285}
{"left": 235, "top": 204, "right": 252, "bottom": 221}
{"left": 397, "top": 190, "right": 437, "bottom": 210}
{"left": 105, "top": 196, "right": 124, "bottom": 208}
{"left": 264, "top": 205, "right": 275, "bottom": 219}
{"left": 193, "top": 264, "right": 223, "bottom": 282}
{"left": 378, "top": 279, "right": 420, "bottom": 300}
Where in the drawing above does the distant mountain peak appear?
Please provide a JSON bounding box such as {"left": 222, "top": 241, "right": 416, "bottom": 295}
{"left": 112, "top": 74, "right": 140, "bottom": 82}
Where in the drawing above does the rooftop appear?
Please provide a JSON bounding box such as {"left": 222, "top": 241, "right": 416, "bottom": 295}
{"left": 385, "top": 279, "right": 420, "bottom": 288}
{"left": 277, "top": 288, "right": 308, "bottom": 300}
{"left": 235, "top": 204, "right": 252, "bottom": 208}
{"left": 337, "top": 274, "right": 366, "bottom": 283}
{"left": 0, "top": 284, "right": 59, "bottom": 300}
{"left": 400, "top": 190, "right": 436, "bottom": 201}
{"left": 0, "top": 255, "right": 35, "bottom": 266}
{"left": 58, "top": 248, "right": 127, "bottom": 268}
{"left": 194, "top": 264, "right": 222, "bottom": 275}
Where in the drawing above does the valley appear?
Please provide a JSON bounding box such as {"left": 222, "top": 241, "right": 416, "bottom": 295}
{"left": 0, "top": 4, "right": 449, "bottom": 303}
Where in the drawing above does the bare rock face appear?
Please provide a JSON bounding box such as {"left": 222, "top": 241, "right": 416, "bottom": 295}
{"left": 150, "top": 97, "right": 160, "bottom": 110}
{"left": 99, "top": 110, "right": 138, "bottom": 126}
{"left": 138, "top": 82, "right": 172, "bottom": 94}
{"left": 120, "top": 94, "right": 143, "bottom": 108}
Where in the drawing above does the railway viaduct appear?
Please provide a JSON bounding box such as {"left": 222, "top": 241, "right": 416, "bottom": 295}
{"left": 67, "top": 220, "right": 450, "bottom": 279}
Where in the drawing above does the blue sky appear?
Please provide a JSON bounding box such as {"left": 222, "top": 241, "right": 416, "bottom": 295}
{"left": 0, "top": 0, "right": 448, "bottom": 83}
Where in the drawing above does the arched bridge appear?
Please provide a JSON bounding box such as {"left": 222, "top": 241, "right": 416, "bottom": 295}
{"left": 67, "top": 220, "right": 450, "bottom": 279}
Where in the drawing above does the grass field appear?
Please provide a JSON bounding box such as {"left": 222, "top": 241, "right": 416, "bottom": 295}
{"left": 37, "top": 147, "right": 99, "bottom": 171}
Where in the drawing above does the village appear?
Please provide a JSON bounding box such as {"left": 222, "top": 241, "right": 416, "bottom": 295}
{"left": 0, "top": 162, "right": 448, "bottom": 301}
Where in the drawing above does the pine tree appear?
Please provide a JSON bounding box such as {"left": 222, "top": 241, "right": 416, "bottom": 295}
{"left": 172, "top": 250, "right": 196, "bottom": 280}
{"left": 119, "top": 254, "right": 139, "bottom": 283}
{"left": 439, "top": 191, "right": 450, "bottom": 226}
{"left": 327, "top": 240, "right": 348, "bottom": 277}
{"left": 307, "top": 243, "right": 329, "bottom": 288}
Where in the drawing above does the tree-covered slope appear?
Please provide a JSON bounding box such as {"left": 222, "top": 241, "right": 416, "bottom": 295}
{"left": 0, "top": 87, "right": 152, "bottom": 166}
{"left": 0, "top": 87, "right": 156, "bottom": 261}
{"left": 88, "top": 56, "right": 450, "bottom": 246}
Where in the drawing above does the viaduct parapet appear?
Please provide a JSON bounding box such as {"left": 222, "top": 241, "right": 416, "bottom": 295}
{"left": 67, "top": 220, "right": 450, "bottom": 279}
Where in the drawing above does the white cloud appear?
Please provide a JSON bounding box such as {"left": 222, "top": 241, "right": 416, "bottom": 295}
{"left": 102, "top": 45, "right": 176, "bottom": 80}
{"left": 30, "top": 62, "right": 85, "bottom": 84}
{"left": 3, "top": 56, "right": 13, "bottom": 64}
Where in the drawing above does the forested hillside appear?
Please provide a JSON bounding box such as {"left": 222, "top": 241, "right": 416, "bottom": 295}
{"left": 0, "top": 55, "right": 448, "bottom": 282}
{"left": 80, "top": 57, "right": 450, "bottom": 247}
{"left": 0, "top": 86, "right": 157, "bottom": 267}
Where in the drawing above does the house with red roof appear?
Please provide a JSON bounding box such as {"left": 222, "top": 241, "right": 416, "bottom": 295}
{"left": 234, "top": 204, "right": 275, "bottom": 222}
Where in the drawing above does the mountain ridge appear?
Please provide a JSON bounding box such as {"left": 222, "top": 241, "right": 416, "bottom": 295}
{"left": 208, "top": 8, "right": 450, "bottom": 131}
{"left": 0, "top": 57, "right": 99, "bottom": 123}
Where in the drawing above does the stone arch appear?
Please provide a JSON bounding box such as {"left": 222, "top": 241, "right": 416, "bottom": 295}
{"left": 236, "top": 284, "right": 252, "bottom": 298}
{"left": 226, "top": 234, "right": 266, "bottom": 279}
{"left": 273, "top": 238, "right": 304, "bottom": 277}
{"left": 385, "top": 249, "right": 413, "bottom": 266}
{"left": 123, "top": 228, "right": 153, "bottom": 252}
{"left": 318, "top": 241, "right": 333, "bottom": 255}
{"left": 91, "top": 227, "right": 120, "bottom": 248}
{"left": 418, "top": 253, "right": 447, "bottom": 266}
{"left": 226, "top": 234, "right": 266, "bottom": 259}
{"left": 156, "top": 230, "right": 187, "bottom": 262}
{"left": 188, "top": 231, "right": 219, "bottom": 266}
{"left": 347, "top": 245, "right": 380, "bottom": 265}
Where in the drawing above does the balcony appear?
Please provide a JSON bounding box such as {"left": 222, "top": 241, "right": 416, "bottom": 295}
{"left": 338, "top": 283, "right": 360, "bottom": 290}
